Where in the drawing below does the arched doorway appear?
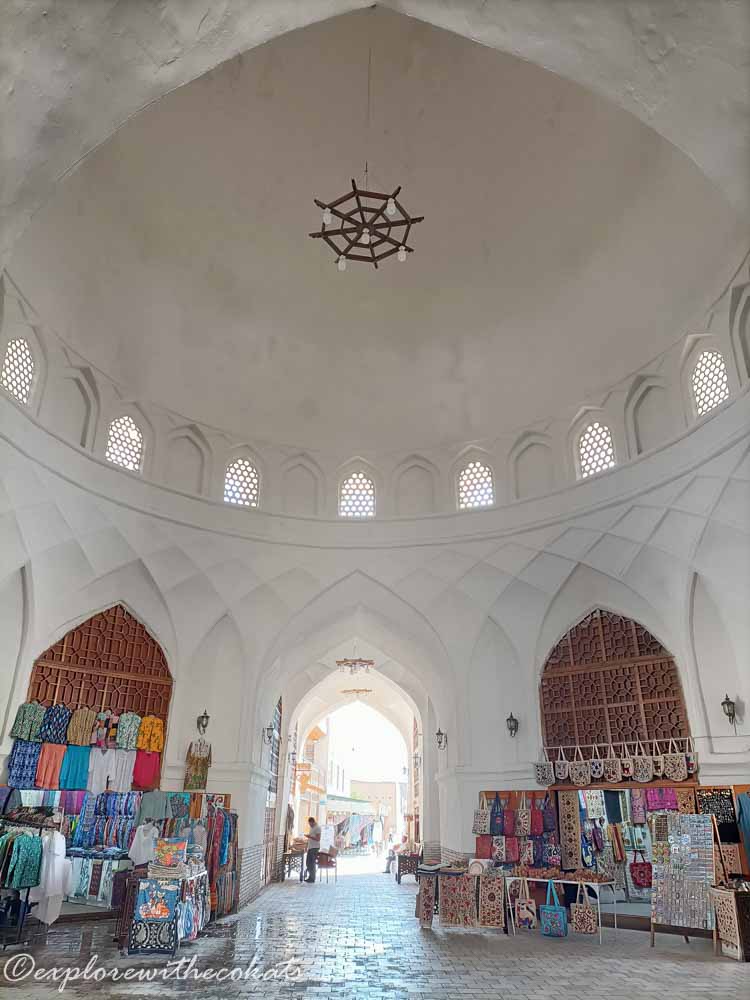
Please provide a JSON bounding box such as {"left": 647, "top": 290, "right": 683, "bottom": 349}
{"left": 539, "top": 608, "right": 690, "bottom": 750}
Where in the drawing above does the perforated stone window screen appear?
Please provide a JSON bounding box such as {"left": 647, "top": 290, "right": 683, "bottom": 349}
{"left": 339, "top": 471, "right": 375, "bottom": 517}
{"left": 224, "top": 457, "right": 260, "bottom": 507}
{"left": 691, "top": 350, "right": 729, "bottom": 416}
{"left": 578, "top": 422, "right": 615, "bottom": 478}
{"left": 105, "top": 415, "right": 144, "bottom": 472}
{"left": 457, "top": 460, "right": 494, "bottom": 509}
{"left": 1, "top": 338, "right": 35, "bottom": 404}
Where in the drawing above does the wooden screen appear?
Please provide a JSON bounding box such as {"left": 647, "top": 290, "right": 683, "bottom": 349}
{"left": 540, "top": 609, "right": 689, "bottom": 750}
{"left": 28, "top": 604, "right": 172, "bottom": 722}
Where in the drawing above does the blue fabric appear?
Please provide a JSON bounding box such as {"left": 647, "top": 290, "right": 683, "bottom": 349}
{"left": 38, "top": 705, "right": 72, "bottom": 744}
{"left": 136, "top": 878, "right": 180, "bottom": 921}
{"left": 7, "top": 740, "right": 43, "bottom": 789}
{"left": 59, "top": 746, "right": 91, "bottom": 790}
{"left": 737, "top": 793, "right": 750, "bottom": 856}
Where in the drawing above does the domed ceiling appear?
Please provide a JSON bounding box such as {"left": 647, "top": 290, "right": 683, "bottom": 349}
{"left": 9, "top": 8, "right": 745, "bottom": 454}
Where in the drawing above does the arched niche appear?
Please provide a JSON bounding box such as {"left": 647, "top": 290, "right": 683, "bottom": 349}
{"left": 165, "top": 425, "right": 210, "bottom": 495}
{"left": 509, "top": 433, "right": 553, "bottom": 500}
{"left": 539, "top": 608, "right": 690, "bottom": 750}
{"left": 27, "top": 603, "right": 172, "bottom": 721}
{"left": 281, "top": 455, "right": 323, "bottom": 517}
{"left": 393, "top": 456, "right": 438, "bottom": 516}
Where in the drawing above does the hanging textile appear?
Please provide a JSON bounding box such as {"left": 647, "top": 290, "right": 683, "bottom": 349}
{"left": 558, "top": 791, "right": 582, "bottom": 870}
{"left": 438, "top": 874, "right": 477, "bottom": 927}
{"left": 478, "top": 873, "right": 504, "bottom": 928}
{"left": 418, "top": 874, "right": 436, "bottom": 928}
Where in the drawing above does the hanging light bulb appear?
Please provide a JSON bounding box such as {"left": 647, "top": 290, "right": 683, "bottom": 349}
{"left": 361, "top": 227, "right": 370, "bottom": 245}
{"left": 322, "top": 206, "right": 332, "bottom": 225}
{"left": 337, "top": 255, "right": 347, "bottom": 272}
{"left": 386, "top": 197, "right": 396, "bottom": 216}
{"left": 397, "top": 245, "right": 407, "bottom": 262}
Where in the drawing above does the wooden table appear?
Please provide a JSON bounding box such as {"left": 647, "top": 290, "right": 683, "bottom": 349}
{"left": 396, "top": 853, "right": 420, "bottom": 884}
{"left": 281, "top": 851, "right": 304, "bottom": 881}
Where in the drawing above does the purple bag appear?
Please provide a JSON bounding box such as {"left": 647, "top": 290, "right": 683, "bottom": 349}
{"left": 630, "top": 788, "right": 647, "bottom": 824}
{"left": 543, "top": 795, "right": 557, "bottom": 833}
{"left": 503, "top": 807, "right": 516, "bottom": 836}
{"left": 645, "top": 787, "right": 678, "bottom": 811}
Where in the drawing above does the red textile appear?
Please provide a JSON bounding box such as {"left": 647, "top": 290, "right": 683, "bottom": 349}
{"left": 132, "top": 749, "right": 161, "bottom": 790}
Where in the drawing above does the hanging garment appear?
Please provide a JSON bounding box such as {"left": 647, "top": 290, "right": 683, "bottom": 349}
{"left": 7, "top": 740, "right": 43, "bottom": 789}
{"left": 737, "top": 793, "right": 750, "bottom": 855}
{"left": 136, "top": 717, "right": 165, "bottom": 753}
{"left": 91, "top": 712, "right": 111, "bottom": 748}
{"left": 116, "top": 712, "right": 142, "bottom": 750}
{"left": 583, "top": 790, "right": 606, "bottom": 821}
{"left": 59, "top": 746, "right": 91, "bottom": 790}
{"left": 138, "top": 791, "right": 171, "bottom": 823}
{"left": 87, "top": 748, "right": 116, "bottom": 795}
{"left": 630, "top": 789, "right": 647, "bottom": 824}
{"left": 184, "top": 740, "right": 212, "bottom": 792}
{"left": 39, "top": 705, "right": 72, "bottom": 744}
{"left": 29, "top": 831, "right": 72, "bottom": 924}
{"left": 603, "top": 790, "right": 622, "bottom": 824}
{"left": 35, "top": 743, "right": 68, "bottom": 789}
{"left": 7, "top": 835, "right": 43, "bottom": 888}
{"left": 66, "top": 707, "right": 97, "bottom": 746}
{"left": 9, "top": 702, "right": 46, "bottom": 742}
{"left": 132, "top": 751, "right": 161, "bottom": 791}
{"left": 109, "top": 750, "right": 137, "bottom": 793}
{"left": 645, "top": 787, "right": 678, "bottom": 812}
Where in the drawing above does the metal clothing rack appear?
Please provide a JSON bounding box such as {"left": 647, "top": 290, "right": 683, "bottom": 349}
{"left": 0, "top": 816, "right": 53, "bottom": 947}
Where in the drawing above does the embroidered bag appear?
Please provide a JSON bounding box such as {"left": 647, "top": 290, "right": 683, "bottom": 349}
{"left": 504, "top": 836, "right": 520, "bottom": 863}
{"left": 645, "top": 787, "right": 678, "bottom": 812}
{"left": 475, "top": 835, "right": 493, "bottom": 860}
{"left": 685, "top": 737, "right": 699, "bottom": 776}
{"left": 663, "top": 739, "right": 688, "bottom": 782}
{"left": 632, "top": 741, "right": 654, "bottom": 783}
{"left": 532, "top": 836, "right": 545, "bottom": 867}
{"left": 516, "top": 794, "right": 531, "bottom": 837}
{"left": 491, "top": 836, "right": 506, "bottom": 862}
{"left": 535, "top": 748, "right": 555, "bottom": 787}
{"left": 591, "top": 820, "right": 604, "bottom": 852}
{"left": 581, "top": 832, "right": 594, "bottom": 868}
{"left": 630, "top": 788, "right": 647, "bottom": 824}
{"left": 515, "top": 878, "right": 537, "bottom": 930}
{"left": 589, "top": 744, "right": 605, "bottom": 781}
{"left": 540, "top": 880, "right": 567, "bottom": 937}
{"left": 490, "top": 794, "right": 504, "bottom": 835}
{"left": 629, "top": 849, "right": 652, "bottom": 889}
{"left": 571, "top": 882, "right": 598, "bottom": 935}
{"left": 520, "top": 839, "right": 535, "bottom": 866}
{"left": 603, "top": 745, "right": 622, "bottom": 784}
{"left": 542, "top": 794, "right": 557, "bottom": 833}
{"left": 620, "top": 744, "right": 635, "bottom": 780}
{"left": 554, "top": 747, "right": 570, "bottom": 782}
{"left": 651, "top": 740, "right": 664, "bottom": 779}
{"left": 530, "top": 799, "right": 544, "bottom": 836}
{"left": 472, "top": 793, "right": 491, "bottom": 835}
{"left": 569, "top": 746, "right": 592, "bottom": 786}
{"left": 503, "top": 804, "right": 516, "bottom": 836}
{"left": 543, "top": 833, "right": 561, "bottom": 867}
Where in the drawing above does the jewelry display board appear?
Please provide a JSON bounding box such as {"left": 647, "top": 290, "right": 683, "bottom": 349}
{"left": 650, "top": 813, "right": 714, "bottom": 943}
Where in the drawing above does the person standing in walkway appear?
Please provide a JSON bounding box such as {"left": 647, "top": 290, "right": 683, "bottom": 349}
{"left": 304, "top": 817, "right": 321, "bottom": 883}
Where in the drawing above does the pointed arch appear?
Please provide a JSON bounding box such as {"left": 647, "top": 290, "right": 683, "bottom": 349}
{"left": 337, "top": 458, "right": 380, "bottom": 518}
{"left": 508, "top": 432, "right": 554, "bottom": 500}
{"left": 452, "top": 446, "right": 496, "bottom": 510}
{"left": 391, "top": 454, "right": 439, "bottom": 515}
{"left": 165, "top": 423, "right": 212, "bottom": 496}
{"left": 224, "top": 448, "right": 261, "bottom": 508}
{"left": 281, "top": 453, "right": 324, "bottom": 517}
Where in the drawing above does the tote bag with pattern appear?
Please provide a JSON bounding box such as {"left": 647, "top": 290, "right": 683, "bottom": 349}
{"left": 515, "top": 878, "right": 537, "bottom": 930}
{"left": 535, "top": 748, "right": 555, "bottom": 787}
{"left": 540, "top": 880, "right": 568, "bottom": 937}
{"left": 475, "top": 835, "right": 493, "bottom": 860}
{"left": 491, "top": 836, "right": 506, "bottom": 862}
{"left": 603, "top": 745, "right": 622, "bottom": 783}
{"left": 629, "top": 849, "right": 653, "bottom": 889}
{"left": 472, "top": 793, "right": 491, "bottom": 835}
{"left": 569, "top": 746, "right": 592, "bottom": 787}
{"left": 632, "top": 741, "right": 654, "bottom": 783}
{"left": 489, "top": 794, "right": 504, "bottom": 835}
{"left": 651, "top": 740, "right": 664, "bottom": 779}
{"left": 542, "top": 794, "right": 557, "bottom": 833}
{"left": 571, "top": 882, "right": 598, "bottom": 935}
{"left": 589, "top": 744, "right": 605, "bottom": 781}
{"left": 554, "top": 747, "right": 570, "bottom": 782}
{"left": 515, "top": 794, "right": 531, "bottom": 837}
{"left": 685, "top": 737, "right": 699, "bottom": 776}
{"left": 503, "top": 804, "right": 516, "bottom": 837}
{"left": 620, "top": 744, "right": 635, "bottom": 780}
{"left": 663, "top": 739, "right": 688, "bottom": 782}
{"left": 530, "top": 799, "right": 544, "bottom": 836}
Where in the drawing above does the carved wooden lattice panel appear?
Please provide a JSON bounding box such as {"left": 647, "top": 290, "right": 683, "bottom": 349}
{"left": 27, "top": 605, "right": 172, "bottom": 722}
{"left": 540, "top": 609, "right": 689, "bottom": 750}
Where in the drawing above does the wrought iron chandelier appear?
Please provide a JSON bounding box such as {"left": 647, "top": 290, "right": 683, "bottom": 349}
{"left": 309, "top": 37, "right": 423, "bottom": 270}
{"left": 336, "top": 657, "right": 375, "bottom": 676}
{"left": 310, "top": 181, "right": 423, "bottom": 270}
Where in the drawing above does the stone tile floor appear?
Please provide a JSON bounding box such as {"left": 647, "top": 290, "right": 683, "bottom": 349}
{"left": 2, "top": 868, "right": 749, "bottom": 999}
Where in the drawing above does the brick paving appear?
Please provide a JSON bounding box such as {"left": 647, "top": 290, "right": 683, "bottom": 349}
{"left": 2, "top": 869, "right": 749, "bottom": 999}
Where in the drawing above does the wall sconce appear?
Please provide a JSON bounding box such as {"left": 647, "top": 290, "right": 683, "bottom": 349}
{"left": 506, "top": 712, "right": 519, "bottom": 738}
{"left": 722, "top": 693, "right": 736, "bottom": 729}
{"left": 262, "top": 724, "right": 274, "bottom": 746}
{"left": 435, "top": 729, "right": 448, "bottom": 750}
{"left": 196, "top": 709, "right": 210, "bottom": 735}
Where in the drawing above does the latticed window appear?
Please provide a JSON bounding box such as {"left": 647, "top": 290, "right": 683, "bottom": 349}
{"left": 578, "top": 422, "right": 615, "bottom": 478}
{"left": 105, "top": 415, "right": 144, "bottom": 472}
{"left": 457, "top": 460, "right": 494, "bottom": 509}
{"left": 339, "top": 471, "right": 375, "bottom": 517}
{"left": 1, "top": 338, "right": 35, "bottom": 404}
{"left": 224, "top": 457, "right": 260, "bottom": 507}
{"left": 691, "top": 350, "right": 729, "bottom": 416}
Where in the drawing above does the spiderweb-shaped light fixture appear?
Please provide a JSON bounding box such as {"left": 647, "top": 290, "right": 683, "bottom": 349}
{"left": 310, "top": 179, "right": 424, "bottom": 270}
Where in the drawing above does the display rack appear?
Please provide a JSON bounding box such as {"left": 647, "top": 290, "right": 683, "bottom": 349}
{"left": 504, "top": 876, "right": 617, "bottom": 945}
{"left": 0, "top": 816, "right": 54, "bottom": 947}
